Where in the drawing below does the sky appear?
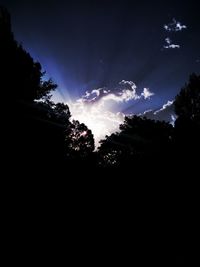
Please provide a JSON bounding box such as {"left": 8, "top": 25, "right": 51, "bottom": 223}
{"left": 2, "top": 0, "right": 200, "bottom": 146}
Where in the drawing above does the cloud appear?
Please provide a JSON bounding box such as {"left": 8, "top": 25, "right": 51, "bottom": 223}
{"left": 163, "top": 37, "right": 180, "bottom": 49}
{"left": 68, "top": 80, "right": 154, "bottom": 147}
{"left": 164, "top": 18, "right": 187, "bottom": 32}
{"left": 165, "top": 37, "right": 171, "bottom": 44}
{"left": 68, "top": 99, "right": 124, "bottom": 148}
{"left": 171, "top": 114, "right": 177, "bottom": 126}
{"left": 141, "top": 88, "right": 154, "bottom": 99}
{"left": 80, "top": 80, "right": 154, "bottom": 104}
{"left": 81, "top": 88, "right": 106, "bottom": 102}
{"left": 154, "top": 100, "right": 174, "bottom": 114}
{"left": 162, "top": 19, "right": 187, "bottom": 49}
{"left": 163, "top": 44, "right": 180, "bottom": 49}
{"left": 141, "top": 100, "right": 175, "bottom": 123}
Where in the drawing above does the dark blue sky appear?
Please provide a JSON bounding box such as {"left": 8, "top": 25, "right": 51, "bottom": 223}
{"left": 2, "top": 0, "right": 200, "bottom": 113}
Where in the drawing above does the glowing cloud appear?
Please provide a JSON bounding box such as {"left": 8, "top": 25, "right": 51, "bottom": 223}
{"left": 68, "top": 80, "right": 154, "bottom": 147}
{"left": 68, "top": 100, "right": 124, "bottom": 148}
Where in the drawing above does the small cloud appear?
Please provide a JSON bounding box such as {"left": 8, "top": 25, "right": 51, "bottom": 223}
{"left": 165, "top": 37, "right": 171, "bottom": 44}
{"left": 170, "top": 114, "right": 177, "bottom": 126}
{"left": 154, "top": 100, "right": 174, "bottom": 115}
{"left": 91, "top": 89, "right": 101, "bottom": 97}
{"left": 141, "top": 88, "right": 154, "bottom": 99}
{"left": 175, "top": 21, "right": 187, "bottom": 31}
{"left": 81, "top": 87, "right": 107, "bottom": 102}
{"left": 143, "top": 109, "right": 152, "bottom": 114}
{"left": 163, "top": 36, "right": 180, "bottom": 49}
{"left": 164, "top": 18, "right": 187, "bottom": 32}
{"left": 163, "top": 44, "right": 180, "bottom": 49}
{"left": 164, "top": 25, "right": 169, "bottom": 31}
{"left": 119, "top": 80, "right": 136, "bottom": 89}
{"left": 141, "top": 100, "right": 175, "bottom": 123}
{"left": 85, "top": 91, "right": 90, "bottom": 98}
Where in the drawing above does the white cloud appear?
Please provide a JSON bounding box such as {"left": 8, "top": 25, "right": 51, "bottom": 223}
{"left": 102, "top": 88, "right": 140, "bottom": 103}
{"left": 165, "top": 37, "right": 171, "bottom": 44}
{"left": 154, "top": 100, "right": 174, "bottom": 115}
{"left": 163, "top": 37, "right": 180, "bottom": 49}
{"left": 141, "top": 88, "right": 154, "bottom": 99}
{"left": 163, "top": 44, "right": 180, "bottom": 49}
{"left": 81, "top": 87, "right": 105, "bottom": 102}
{"left": 141, "top": 100, "right": 175, "bottom": 123}
{"left": 91, "top": 89, "right": 101, "bottom": 97}
{"left": 170, "top": 114, "right": 177, "bottom": 126}
{"left": 143, "top": 109, "right": 152, "bottom": 114}
{"left": 80, "top": 80, "right": 154, "bottom": 104}
{"left": 164, "top": 25, "right": 169, "bottom": 31}
{"left": 119, "top": 80, "right": 136, "bottom": 89}
{"left": 163, "top": 19, "right": 187, "bottom": 49}
{"left": 118, "top": 80, "right": 154, "bottom": 101}
{"left": 68, "top": 81, "right": 154, "bottom": 147}
{"left": 164, "top": 18, "right": 187, "bottom": 32}
{"left": 175, "top": 21, "right": 187, "bottom": 31}
{"left": 85, "top": 91, "right": 90, "bottom": 98}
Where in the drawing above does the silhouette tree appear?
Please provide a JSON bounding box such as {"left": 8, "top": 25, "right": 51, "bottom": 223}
{"left": 173, "top": 74, "right": 200, "bottom": 266}
{"left": 98, "top": 116, "right": 173, "bottom": 169}
{"left": 174, "top": 73, "right": 200, "bottom": 164}
{"left": 175, "top": 73, "right": 200, "bottom": 122}
{"left": 1, "top": 6, "right": 95, "bottom": 171}
{"left": 0, "top": 6, "right": 56, "bottom": 103}
{"left": 66, "top": 120, "right": 95, "bottom": 156}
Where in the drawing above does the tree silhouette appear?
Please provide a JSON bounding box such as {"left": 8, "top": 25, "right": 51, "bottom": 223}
{"left": 173, "top": 74, "right": 200, "bottom": 265}
{"left": 175, "top": 73, "right": 200, "bottom": 122}
{"left": 98, "top": 116, "right": 173, "bottom": 169}
{"left": 1, "top": 6, "right": 95, "bottom": 171}
{"left": 0, "top": 6, "right": 56, "bottom": 103}
{"left": 66, "top": 120, "right": 95, "bottom": 156}
{"left": 174, "top": 73, "right": 200, "bottom": 164}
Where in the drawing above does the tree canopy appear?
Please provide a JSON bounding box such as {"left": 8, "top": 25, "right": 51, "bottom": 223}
{"left": 98, "top": 116, "right": 173, "bottom": 168}
{"left": 175, "top": 73, "right": 200, "bottom": 122}
{"left": 1, "top": 6, "right": 95, "bottom": 170}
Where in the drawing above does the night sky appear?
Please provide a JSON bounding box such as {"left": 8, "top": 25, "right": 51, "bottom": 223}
{"left": 2, "top": 0, "right": 200, "bottom": 144}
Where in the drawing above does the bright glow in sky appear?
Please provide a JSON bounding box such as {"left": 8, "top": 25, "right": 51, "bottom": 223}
{"left": 68, "top": 98, "right": 124, "bottom": 148}
{"left": 67, "top": 81, "right": 154, "bottom": 148}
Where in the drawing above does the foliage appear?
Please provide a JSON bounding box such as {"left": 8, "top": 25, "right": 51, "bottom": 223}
{"left": 174, "top": 73, "right": 200, "bottom": 161}
{"left": 0, "top": 6, "right": 57, "bottom": 103}
{"left": 175, "top": 73, "right": 200, "bottom": 122}
{"left": 98, "top": 116, "right": 173, "bottom": 168}
{"left": 66, "top": 120, "right": 95, "bottom": 156}
{"left": 1, "top": 6, "right": 95, "bottom": 169}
